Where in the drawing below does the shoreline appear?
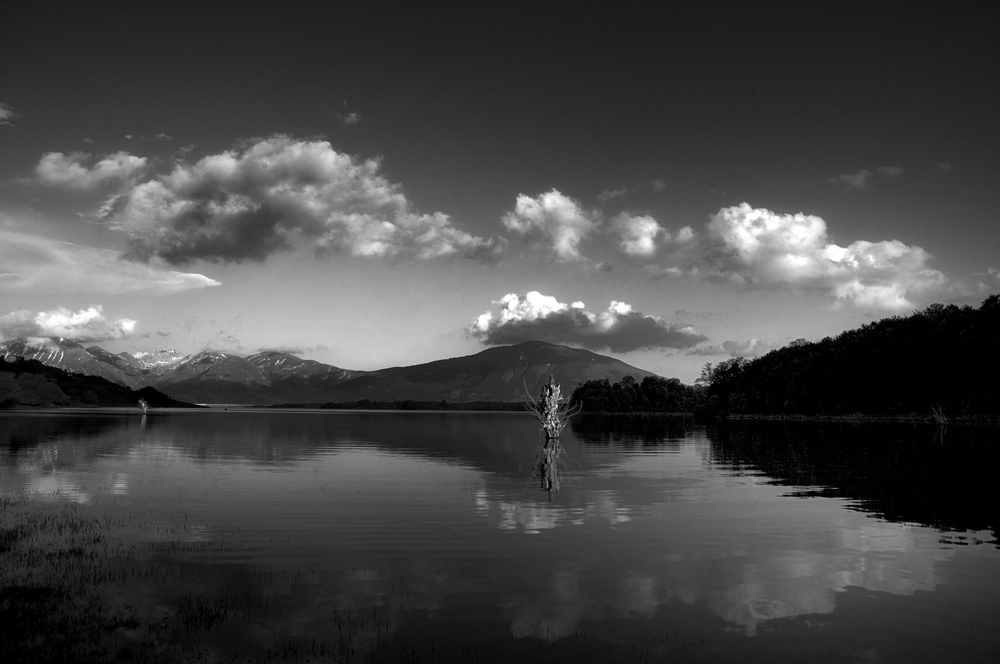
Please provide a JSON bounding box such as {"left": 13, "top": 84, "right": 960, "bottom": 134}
{"left": 3, "top": 405, "right": 998, "bottom": 427}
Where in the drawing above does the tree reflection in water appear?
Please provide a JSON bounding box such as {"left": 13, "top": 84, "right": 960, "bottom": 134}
{"left": 533, "top": 438, "right": 562, "bottom": 500}
{"left": 524, "top": 377, "right": 579, "bottom": 501}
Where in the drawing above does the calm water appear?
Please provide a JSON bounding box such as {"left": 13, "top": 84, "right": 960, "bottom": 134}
{"left": 2, "top": 409, "right": 998, "bottom": 662}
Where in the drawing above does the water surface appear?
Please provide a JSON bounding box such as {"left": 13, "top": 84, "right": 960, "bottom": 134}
{"left": 2, "top": 410, "right": 997, "bottom": 662}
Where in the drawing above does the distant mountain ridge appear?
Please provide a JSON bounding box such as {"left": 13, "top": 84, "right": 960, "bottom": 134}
{"left": 1, "top": 338, "right": 660, "bottom": 405}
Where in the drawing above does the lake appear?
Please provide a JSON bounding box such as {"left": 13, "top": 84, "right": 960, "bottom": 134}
{"left": 1, "top": 409, "right": 998, "bottom": 663}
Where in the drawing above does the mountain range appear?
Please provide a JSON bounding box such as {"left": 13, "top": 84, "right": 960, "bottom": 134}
{"left": 0, "top": 338, "right": 659, "bottom": 405}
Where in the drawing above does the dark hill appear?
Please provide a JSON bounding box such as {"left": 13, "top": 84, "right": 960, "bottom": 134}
{"left": 317, "top": 341, "right": 658, "bottom": 404}
{"left": 701, "top": 294, "right": 1000, "bottom": 418}
{"left": 1, "top": 356, "right": 195, "bottom": 408}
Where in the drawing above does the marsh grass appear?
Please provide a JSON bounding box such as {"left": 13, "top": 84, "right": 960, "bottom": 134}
{"left": 1, "top": 489, "right": 680, "bottom": 663}
{"left": 0, "top": 492, "right": 411, "bottom": 663}
{"left": 7, "top": 491, "right": 650, "bottom": 663}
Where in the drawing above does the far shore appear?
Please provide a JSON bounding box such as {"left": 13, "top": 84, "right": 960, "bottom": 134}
{"left": 3, "top": 404, "right": 998, "bottom": 426}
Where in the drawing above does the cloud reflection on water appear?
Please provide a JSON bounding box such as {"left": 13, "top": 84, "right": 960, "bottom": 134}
{"left": 1, "top": 410, "right": 996, "bottom": 651}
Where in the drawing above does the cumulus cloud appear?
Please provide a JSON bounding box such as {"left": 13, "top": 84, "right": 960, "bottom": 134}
{"left": 33, "top": 151, "right": 148, "bottom": 191}
{"left": 0, "top": 228, "right": 220, "bottom": 294}
{"left": 875, "top": 165, "right": 904, "bottom": 178}
{"left": 99, "top": 135, "right": 499, "bottom": 265}
{"left": 468, "top": 291, "right": 707, "bottom": 352}
{"left": 337, "top": 112, "right": 362, "bottom": 125}
{"left": 689, "top": 337, "right": 783, "bottom": 357}
{"left": 699, "top": 203, "right": 946, "bottom": 309}
{"left": 0, "top": 306, "right": 137, "bottom": 342}
{"left": 0, "top": 102, "right": 18, "bottom": 126}
{"left": 610, "top": 214, "right": 692, "bottom": 258}
{"left": 611, "top": 213, "right": 664, "bottom": 257}
{"left": 502, "top": 189, "right": 599, "bottom": 262}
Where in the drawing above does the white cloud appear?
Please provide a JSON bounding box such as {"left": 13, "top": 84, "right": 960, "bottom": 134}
{"left": 0, "top": 102, "right": 18, "bottom": 126}
{"left": 828, "top": 166, "right": 904, "bottom": 189}
{"left": 828, "top": 169, "right": 873, "bottom": 189}
{"left": 597, "top": 179, "right": 666, "bottom": 202}
{"left": 0, "top": 306, "right": 136, "bottom": 342}
{"left": 338, "top": 112, "right": 362, "bottom": 125}
{"left": 0, "top": 228, "right": 220, "bottom": 294}
{"left": 700, "top": 203, "right": 947, "bottom": 309}
{"left": 502, "top": 189, "right": 599, "bottom": 262}
{"left": 33, "top": 151, "right": 148, "bottom": 191}
{"left": 468, "top": 291, "right": 707, "bottom": 352}
{"left": 597, "top": 187, "right": 627, "bottom": 202}
{"left": 611, "top": 213, "right": 664, "bottom": 258}
{"left": 100, "top": 135, "right": 499, "bottom": 264}
{"left": 876, "top": 165, "right": 904, "bottom": 178}
{"left": 689, "top": 337, "right": 783, "bottom": 358}
{"left": 643, "top": 265, "right": 683, "bottom": 279}
{"left": 155, "top": 133, "right": 173, "bottom": 141}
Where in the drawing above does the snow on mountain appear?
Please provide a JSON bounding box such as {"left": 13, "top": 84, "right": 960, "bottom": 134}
{"left": 1, "top": 338, "right": 142, "bottom": 388}
{"left": 131, "top": 349, "right": 188, "bottom": 373}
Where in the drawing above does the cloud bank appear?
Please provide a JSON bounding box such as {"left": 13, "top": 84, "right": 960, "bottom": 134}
{"left": 0, "top": 229, "right": 220, "bottom": 294}
{"left": 699, "top": 203, "right": 946, "bottom": 309}
{"left": 502, "top": 189, "right": 598, "bottom": 262}
{"left": 100, "top": 135, "right": 499, "bottom": 265}
{"left": 34, "top": 151, "right": 148, "bottom": 191}
{"left": 0, "top": 306, "right": 136, "bottom": 342}
{"left": 469, "top": 291, "right": 707, "bottom": 352}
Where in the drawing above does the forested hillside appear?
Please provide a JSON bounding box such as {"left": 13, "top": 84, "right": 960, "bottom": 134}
{"left": 1, "top": 357, "right": 192, "bottom": 408}
{"left": 699, "top": 295, "right": 1000, "bottom": 418}
{"left": 570, "top": 375, "right": 702, "bottom": 413}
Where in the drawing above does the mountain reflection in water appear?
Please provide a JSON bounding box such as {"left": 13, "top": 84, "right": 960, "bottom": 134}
{"left": 1, "top": 410, "right": 998, "bottom": 662}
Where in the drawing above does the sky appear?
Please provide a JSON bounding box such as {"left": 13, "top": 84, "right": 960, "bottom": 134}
{"left": 1, "top": 2, "right": 998, "bottom": 382}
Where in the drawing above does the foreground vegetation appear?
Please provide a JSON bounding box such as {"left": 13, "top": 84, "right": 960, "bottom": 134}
{"left": 0, "top": 493, "right": 413, "bottom": 663}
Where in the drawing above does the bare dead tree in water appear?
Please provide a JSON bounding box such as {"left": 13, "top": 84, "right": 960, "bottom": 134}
{"left": 524, "top": 375, "right": 581, "bottom": 500}
{"left": 930, "top": 402, "right": 948, "bottom": 426}
{"left": 523, "top": 376, "right": 581, "bottom": 440}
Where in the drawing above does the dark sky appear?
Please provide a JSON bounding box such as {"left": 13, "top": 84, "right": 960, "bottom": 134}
{"left": 1, "top": 1, "right": 998, "bottom": 379}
